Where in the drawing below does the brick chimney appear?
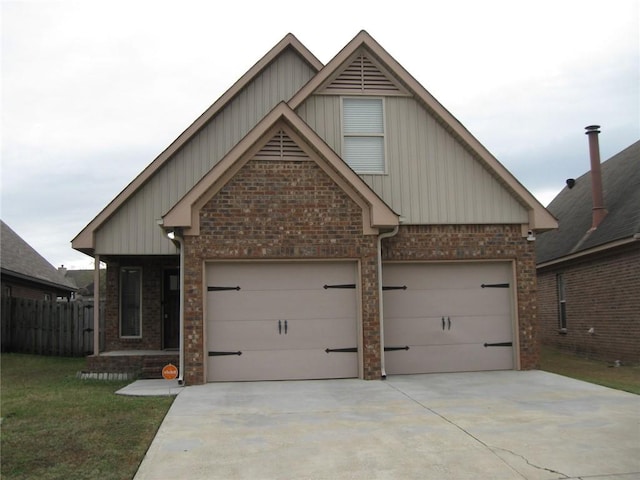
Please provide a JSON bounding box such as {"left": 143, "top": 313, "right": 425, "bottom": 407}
{"left": 585, "top": 125, "right": 607, "bottom": 229}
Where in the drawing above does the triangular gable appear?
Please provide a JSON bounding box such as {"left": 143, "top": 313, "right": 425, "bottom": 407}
{"left": 317, "top": 49, "right": 409, "bottom": 96}
{"left": 162, "top": 102, "right": 399, "bottom": 235}
{"left": 72, "top": 33, "right": 324, "bottom": 254}
{"left": 289, "top": 30, "right": 557, "bottom": 231}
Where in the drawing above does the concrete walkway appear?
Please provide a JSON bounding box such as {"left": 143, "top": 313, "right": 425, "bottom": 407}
{"left": 116, "top": 379, "right": 184, "bottom": 397}
{"left": 133, "top": 371, "right": 639, "bottom": 480}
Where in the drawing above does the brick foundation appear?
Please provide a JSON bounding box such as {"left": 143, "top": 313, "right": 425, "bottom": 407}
{"left": 85, "top": 353, "right": 179, "bottom": 379}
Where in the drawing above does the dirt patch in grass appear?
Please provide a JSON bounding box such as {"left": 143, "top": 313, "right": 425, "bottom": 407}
{"left": 1, "top": 354, "right": 174, "bottom": 480}
{"left": 540, "top": 346, "right": 640, "bottom": 395}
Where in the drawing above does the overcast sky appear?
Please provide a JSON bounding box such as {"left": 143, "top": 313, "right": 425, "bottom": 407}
{"left": 2, "top": 0, "right": 639, "bottom": 270}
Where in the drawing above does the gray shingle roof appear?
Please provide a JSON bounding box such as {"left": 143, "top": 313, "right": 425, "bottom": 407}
{"left": 536, "top": 140, "right": 640, "bottom": 264}
{"left": 1, "top": 220, "right": 77, "bottom": 292}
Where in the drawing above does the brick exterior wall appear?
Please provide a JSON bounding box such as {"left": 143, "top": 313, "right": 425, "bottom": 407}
{"left": 103, "top": 257, "right": 179, "bottom": 351}
{"left": 537, "top": 243, "right": 640, "bottom": 364}
{"left": 183, "top": 159, "right": 380, "bottom": 385}
{"left": 2, "top": 280, "right": 64, "bottom": 301}
{"left": 382, "top": 224, "right": 539, "bottom": 370}
{"left": 179, "top": 157, "right": 539, "bottom": 384}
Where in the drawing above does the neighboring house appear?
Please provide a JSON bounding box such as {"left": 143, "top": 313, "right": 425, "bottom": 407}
{"left": 73, "top": 31, "right": 556, "bottom": 384}
{"left": 64, "top": 269, "right": 107, "bottom": 302}
{"left": 536, "top": 131, "right": 639, "bottom": 365}
{"left": 1, "top": 220, "right": 77, "bottom": 301}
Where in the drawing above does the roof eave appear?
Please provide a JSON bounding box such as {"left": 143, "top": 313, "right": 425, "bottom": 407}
{"left": 73, "top": 33, "right": 323, "bottom": 251}
{"left": 537, "top": 235, "right": 640, "bottom": 269}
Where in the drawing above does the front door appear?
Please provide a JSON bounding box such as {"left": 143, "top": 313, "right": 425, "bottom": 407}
{"left": 163, "top": 269, "right": 180, "bottom": 349}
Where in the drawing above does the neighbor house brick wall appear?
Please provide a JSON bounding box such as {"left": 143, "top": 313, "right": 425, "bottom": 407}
{"left": 537, "top": 243, "right": 640, "bottom": 364}
{"left": 182, "top": 158, "right": 380, "bottom": 385}
{"left": 103, "top": 257, "right": 179, "bottom": 351}
{"left": 382, "top": 224, "right": 539, "bottom": 369}
{"left": 1, "top": 282, "right": 59, "bottom": 301}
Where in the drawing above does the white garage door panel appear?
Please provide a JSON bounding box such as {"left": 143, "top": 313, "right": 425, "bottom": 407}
{"left": 385, "top": 316, "right": 511, "bottom": 347}
{"left": 208, "top": 289, "right": 356, "bottom": 322}
{"left": 384, "top": 316, "right": 444, "bottom": 345}
{"left": 383, "top": 262, "right": 514, "bottom": 374}
{"left": 208, "top": 349, "right": 358, "bottom": 382}
{"left": 385, "top": 344, "right": 515, "bottom": 375}
{"left": 209, "top": 262, "right": 354, "bottom": 290}
{"left": 384, "top": 263, "right": 508, "bottom": 289}
{"left": 444, "top": 315, "right": 512, "bottom": 344}
{"left": 206, "top": 262, "right": 358, "bottom": 382}
{"left": 209, "top": 317, "right": 357, "bottom": 351}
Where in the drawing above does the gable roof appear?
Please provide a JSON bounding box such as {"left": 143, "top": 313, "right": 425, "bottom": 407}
{"left": 1, "top": 220, "right": 77, "bottom": 292}
{"left": 290, "top": 30, "right": 557, "bottom": 231}
{"left": 72, "top": 33, "right": 323, "bottom": 253}
{"left": 536, "top": 140, "right": 640, "bottom": 266}
{"left": 74, "top": 30, "right": 557, "bottom": 256}
{"left": 162, "top": 102, "right": 399, "bottom": 234}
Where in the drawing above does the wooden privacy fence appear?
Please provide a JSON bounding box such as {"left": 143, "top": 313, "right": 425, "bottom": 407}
{"left": 1, "top": 297, "right": 105, "bottom": 357}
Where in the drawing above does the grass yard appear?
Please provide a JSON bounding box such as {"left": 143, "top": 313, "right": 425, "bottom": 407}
{"left": 540, "top": 346, "right": 640, "bottom": 395}
{"left": 1, "top": 354, "right": 174, "bottom": 480}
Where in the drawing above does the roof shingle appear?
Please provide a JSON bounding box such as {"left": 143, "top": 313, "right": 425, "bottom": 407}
{"left": 1, "top": 220, "right": 77, "bottom": 291}
{"left": 536, "top": 140, "right": 640, "bottom": 264}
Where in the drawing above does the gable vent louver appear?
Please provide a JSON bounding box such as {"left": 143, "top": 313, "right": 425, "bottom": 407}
{"left": 323, "top": 53, "right": 403, "bottom": 94}
{"left": 254, "top": 130, "right": 308, "bottom": 161}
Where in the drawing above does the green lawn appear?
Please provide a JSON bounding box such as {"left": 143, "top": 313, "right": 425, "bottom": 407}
{"left": 1, "top": 354, "right": 174, "bottom": 480}
{"left": 539, "top": 346, "right": 640, "bottom": 395}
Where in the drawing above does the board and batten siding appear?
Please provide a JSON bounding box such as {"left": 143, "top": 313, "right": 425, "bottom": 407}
{"left": 297, "top": 95, "right": 529, "bottom": 224}
{"left": 95, "top": 49, "right": 318, "bottom": 255}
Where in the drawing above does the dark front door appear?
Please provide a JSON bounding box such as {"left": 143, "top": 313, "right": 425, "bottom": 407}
{"left": 163, "top": 269, "right": 180, "bottom": 349}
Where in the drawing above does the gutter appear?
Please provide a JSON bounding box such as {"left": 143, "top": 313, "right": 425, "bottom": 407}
{"left": 377, "top": 225, "right": 399, "bottom": 379}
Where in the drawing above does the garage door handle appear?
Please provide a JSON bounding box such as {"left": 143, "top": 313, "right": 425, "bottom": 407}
{"left": 284, "top": 320, "right": 288, "bottom": 334}
{"left": 442, "top": 317, "right": 445, "bottom": 330}
{"left": 448, "top": 317, "right": 451, "bottom": 330}
{"left": 278, "top": 320, "right": 282, "bottom": 335}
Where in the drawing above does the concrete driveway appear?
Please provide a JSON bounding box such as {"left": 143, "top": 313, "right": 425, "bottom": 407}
{"left": 133, "top": 371, "right": 639, "bottom": 480}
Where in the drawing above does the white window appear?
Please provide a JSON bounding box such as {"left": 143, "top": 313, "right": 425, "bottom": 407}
{"left": 557, "top": 273, "right": 567, "bottom": 331}
{"left": 342, "top": 97, "right": 386, "bottom": 174}
{"left": 120, "top": 267, "right": 142, "bottom": 338}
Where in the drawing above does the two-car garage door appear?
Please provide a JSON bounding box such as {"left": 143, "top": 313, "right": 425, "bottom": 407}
{"left": 383, "top": 262, "right": 515, "bottom": 375}
{"left": 206, "top": 262, "right": 359, "bottom": 382}
{"left": 205, "top": 261, "right": 515, "bottom": 382}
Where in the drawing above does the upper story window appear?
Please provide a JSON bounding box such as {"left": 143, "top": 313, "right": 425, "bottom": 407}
{"left": 342, "top": 97, "right": 386, "bottom": 174}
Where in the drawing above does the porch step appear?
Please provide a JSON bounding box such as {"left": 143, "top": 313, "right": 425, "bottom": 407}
{"left": 85, "top": 353, "right": 179, "bottom": 380}
{"left": 141, "top": 355, "right": 179, "bottom": 379}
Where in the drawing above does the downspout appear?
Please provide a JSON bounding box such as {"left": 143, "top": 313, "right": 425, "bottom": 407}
{"left": 170, "top": 231, "right": 186, "bottom": 386}
{"left": 378, "top": 225, "right": 399, "bottom": 379}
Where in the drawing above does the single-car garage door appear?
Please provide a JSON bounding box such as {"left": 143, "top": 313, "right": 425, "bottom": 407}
{"left": 206, "top": 262, "right": 359, "bottom": 382}
{"left": 383, "top": 262, "right": 515, "bottom": 375}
